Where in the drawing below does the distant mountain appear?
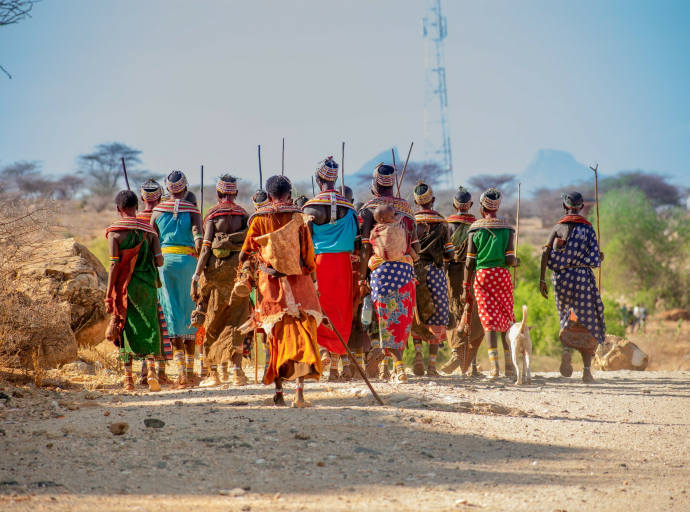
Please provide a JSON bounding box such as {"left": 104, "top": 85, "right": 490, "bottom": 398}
{"left": 353, "top": 146, "right": 399, "bottom": 182}
{"left": 518, "top": 149, "right": 596, "bottom": 194}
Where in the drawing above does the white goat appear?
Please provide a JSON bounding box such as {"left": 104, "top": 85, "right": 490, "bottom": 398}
{"left": 507, "top": 305, "right": 534, "bottom": 385}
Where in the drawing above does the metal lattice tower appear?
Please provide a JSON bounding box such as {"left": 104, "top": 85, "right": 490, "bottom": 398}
{"left": 423, "top": 0, "right": 453, "bottom": 188}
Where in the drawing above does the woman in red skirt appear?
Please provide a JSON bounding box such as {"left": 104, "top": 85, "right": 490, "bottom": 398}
{"left": 459, "top": 188, "right": 520, "bottom": 379}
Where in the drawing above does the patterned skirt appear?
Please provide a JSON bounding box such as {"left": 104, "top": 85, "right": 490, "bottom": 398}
{"left": 424, "top": 264, "right": 450, "bottom": 326}
{"left": 552, "top": 267, "right": 605, "bottom": 345}
{"left": 473, "top": 267, "right": 515, "bottom": 333}
{"left": 370, "top": 261, "right": 416, "bottom": 351}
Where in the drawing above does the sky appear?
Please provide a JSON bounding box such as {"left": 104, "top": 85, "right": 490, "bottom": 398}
{"left": 1, "top": 0, "right": 689, "bottom": 189}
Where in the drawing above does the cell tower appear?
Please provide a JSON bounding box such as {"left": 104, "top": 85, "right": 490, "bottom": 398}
{"left": 422, "top": 0, "right": 453, "bottom": 188}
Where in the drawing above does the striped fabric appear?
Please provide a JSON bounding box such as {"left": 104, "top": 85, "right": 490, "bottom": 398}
{"left": 158, "top": 302, "right": 173, "bottom": 359}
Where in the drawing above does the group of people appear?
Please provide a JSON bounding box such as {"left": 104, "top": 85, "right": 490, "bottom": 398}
{"left": 620, "top": 304, "right": 647, "bottom": 334}
{"left": 104, "top": 157, "right": 606, "bottom": 406}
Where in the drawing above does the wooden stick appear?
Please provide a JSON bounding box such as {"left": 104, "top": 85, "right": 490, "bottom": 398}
{"left": 258, "top": 145, "right": 263, "bottom": 188}
{"left": 514, "top": 182, "right": 521, "bottom": 286}
{"left": 121, "top": 158, "right": 130, "bottom": 191}
{"left": 396, "top": 143, "right": 414, "bottom": 198}
{"left": 200, "top": 165, "right": 204, "bottom": 214}
{"left": 590, "top": 164, "right": 602, "bottom": 292}
{"left": 323, "top": 316, "right": 383, "bottom": 406}
{"left": 254, "top": 330, "right": 258, "bottom": 385}
{"left": 311, "top": 176, "right": 315, "bottom": 197}
{"left": 391, "top": 148, "right": 400, "bottom": 192}
{"left": 341, "top": 142, "right": 345, "bottom": 196}
{"left": 282, "top": 138, "right": 285, "bottom": 176}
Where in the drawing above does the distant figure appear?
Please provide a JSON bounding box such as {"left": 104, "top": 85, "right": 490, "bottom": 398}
{"left": 639, "top": 304, "right": 648, "bottom": 333}
{"left": 632, "top": 304, "right": 641, "bottom": 334}
{"left": 620, "top": 305, "right": 628, "bottom": 328}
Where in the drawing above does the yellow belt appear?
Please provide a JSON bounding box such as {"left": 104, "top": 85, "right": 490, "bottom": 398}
{"left": 162, "top": 246, "right": 197, "bottom": 256}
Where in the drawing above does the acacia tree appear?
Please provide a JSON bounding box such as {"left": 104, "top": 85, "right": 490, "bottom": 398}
{"left": 78, "top": 142, "right": 143, "bottom": 198}
{"left": 0, "top": 0, "right": 41, "bottom": 79}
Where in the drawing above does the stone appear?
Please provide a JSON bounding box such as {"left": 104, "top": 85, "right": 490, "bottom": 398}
{"left": 593, "top": 335, "right": 648, "bottom": 371}
{"left": 144, "top": 418, "right": 165, "bottom": 428}
{"left": 82, "top": 390, "right": 101, "bottom": 400}
{"left": 109, "top": 422, "right": 129, "bottom": 435}
{"left": 219, "top": 488, "right": 247, "bottom": 497}
{"left": 62, "top": 361, "right": 89, "bottom": 373}
{"left": 15, "top": 238, "right": 108, "bottom": 349}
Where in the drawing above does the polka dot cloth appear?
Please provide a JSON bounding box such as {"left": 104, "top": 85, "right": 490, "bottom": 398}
{"left": 423, "top": 263, "right": 450, "bottom": 326}
{"left": 371, "top": 261, "right": 416, "bottom": 350}
{"left": 547, "top": 223, "right": 606, "bottom": 345}
{"left": 474, "top": 267, "right": 515, "bottom": 333}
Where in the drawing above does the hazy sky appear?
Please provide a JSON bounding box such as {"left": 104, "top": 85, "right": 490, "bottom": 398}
{"left": 1, "top": 0, "right": 688, "bottom": 188}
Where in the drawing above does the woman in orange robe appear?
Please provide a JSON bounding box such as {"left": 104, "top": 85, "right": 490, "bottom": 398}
{"left": 239, "top": 175, "right": 322, "bottom": 408}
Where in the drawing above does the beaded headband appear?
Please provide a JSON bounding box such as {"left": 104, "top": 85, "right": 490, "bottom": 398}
{"left": 217, "top": 176, "right": 238, "bottom": 194}
{"left": 252, "top": 190, "right": 270, "bottom": 208}
{"left": 413, "top": 180, "right": 433, "bottom": 204}
{"left": 165, "top": 172, "right": 188, "bottom": 194}
{"left": 316, "top": 157, "right": 339, "bottom": 182}
{"left": 453, "top": 186, "right": 471, "bottom": 209}
{"left": 561, "top": 192, "right": 584, "bottom": 208}
{"left": 373, "top": 163, "right": 397, "bottom": 187}
{"left": 480, "top": 188, "right": 501, "bottom": 211}
{"left": 140, "top": 179, "right": 162, "bottom": 201}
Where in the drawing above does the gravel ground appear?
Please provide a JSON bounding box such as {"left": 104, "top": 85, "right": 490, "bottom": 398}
{"left": 1, "top": 370, "right": 689, "bottom": 511}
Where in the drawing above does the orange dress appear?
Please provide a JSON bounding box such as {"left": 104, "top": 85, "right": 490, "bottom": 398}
{"left": 242, "top": 207, "right": 323, "bottom": 384}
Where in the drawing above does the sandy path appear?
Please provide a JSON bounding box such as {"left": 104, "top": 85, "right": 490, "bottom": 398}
{"left": 1, "top": 370, "right": 689, "bottom": 511}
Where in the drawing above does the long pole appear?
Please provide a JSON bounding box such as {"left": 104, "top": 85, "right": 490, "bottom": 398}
{"left": 514, "top": 182, "right": 521, "bottom": 286}
{"left": 341, "top": 142, "right": 345, "bottom": 196}
{"left": 591, "top": 164, "right": 602, "bottom": 291}
{"left": 311, "top": 176, "right": 315, "bottom": 197}
{"left": 324, "top": 316, "right": 384, "bottom": 406}
{"left": 396, "top": 142, "right": 414, "bottom": 197}
{"left": 258, "top": 145, "right": 263, "bottom": 188}
{"left": 200, "top": 165, "right": 204, "bottom": 214}
{"left": 121, "top": 158, "right": 130, "bottom": 191}
{"left": 282, "top": 138, "right": 285, "bottom": 176}
{"left": 391, "top": 148, "right": 400, "bottom": 193}
{"left": 253, "top": 330, "right": 258, "bottom": 385}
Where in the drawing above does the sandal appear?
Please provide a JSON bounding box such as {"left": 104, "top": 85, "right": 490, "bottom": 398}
{"left": 488, "top": 369, "right": 500, "bottom": 380}
{"left": 147, "top": 371, "right": 161, "bottom": 392}
{"left": 291, "top": 400, "right": 313, "bottom": 408}
{"left": 365, "top": 347, "right": 385, "bottom": 378}
{"left": 123, "top": 376, "right": 135, "bottom": 392}
{"left": 171, "top": 373, "right": 191, "bottom": 390}
{"left": 379, "top": 361, "right": 391, "bottom": 381}
{"left": 560, "top": 351, "right": 573, "bottom": 377}
{"left": 440, "top": 354, "right": 462, "bottom": 375}
{"left": 413, "top": 352, "right": 425, "bottom": 376}
{"left": 394, "top": 371, "right": 408, "bottom": 384}
{"left": 427, "top": 365, "right": 439, "bottom": 378}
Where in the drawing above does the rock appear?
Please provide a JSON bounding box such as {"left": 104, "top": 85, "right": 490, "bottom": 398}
{"left": 144, "top": 418, "right": 165, "bottom": 428}
{"left": 63, "top": 361, "right": 89, "bottom": 373}
{"left": 15, "top": 238, "right": 108, "bottom": 348}
{"left": 82, "top": 390, "right": 102, "bottom": 400}
{"left": 219, "top": 488, "right": 247, "bottom": 497}
{"left": 655, "top": 308, "right": 690, "bottom": 322}
{"left": 109, "top": 422, "right": 129, "bottom": 435}
{"left": 593, "top": 335, "right": 648, "bottom": 371}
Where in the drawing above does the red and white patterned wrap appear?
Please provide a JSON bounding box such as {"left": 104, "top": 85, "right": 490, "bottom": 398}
{"left": 473, "top": 267, "right": 515, "bottom": 332}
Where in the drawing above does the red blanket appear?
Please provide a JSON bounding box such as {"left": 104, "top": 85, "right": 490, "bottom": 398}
{"left": 474, "top": 267, "right": 515, "bottom": 332}
{"left": 315, "top": 252, "right": 353, "bottom": 355}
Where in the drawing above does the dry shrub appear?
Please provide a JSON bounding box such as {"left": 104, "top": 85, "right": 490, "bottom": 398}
{"left": 0, "top": 195, "right": 68, "bottom": 382}
{"left": 77, "top": 344, "right": 119, "bottom": 373}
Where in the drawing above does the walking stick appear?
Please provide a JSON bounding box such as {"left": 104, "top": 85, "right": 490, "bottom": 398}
{"left": 200, "top": 165, "right": 204, "bottom": 214}
{"left": 391, "top": 148, "right": 401, "bottom": 192}
{"left": 590, "top": 164, "right": 602, "bottom": 292}
{"left": 514, "top": 182, "right": 521, "bottom": 286}
{"left": 341, "top": 142, "right": 345, "bottom": 196}
{"left": 258, "top": 145, "right": 263, "bottom": 188}
{"left": 253, "top": 329, "right": 258, "bottom": 385}
{"left": 396, "top": 143, "right": 414, "bottom": 198}
{"left": 121, "top": 158, "right": 131, "bottom": 191}
{"left": 311, "top": 176, "right": 315, "bottom": 197}
{"left": 322, "top": 316, "right": 384, "bottom": 406}
{"left": 282, "top": 138, "right": 285, "bottom": 176}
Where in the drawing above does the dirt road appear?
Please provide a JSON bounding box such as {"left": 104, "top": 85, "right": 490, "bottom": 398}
{"left": 1, "top": 370, "right": 688, "bottom": 511}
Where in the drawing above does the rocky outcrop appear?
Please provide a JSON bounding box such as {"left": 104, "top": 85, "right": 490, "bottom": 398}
{"left": 593, "top": 334, "right": 648, "bottom": 371}
{"left": 655, "top": 309, "right": 690, "bottom": 322}
{"left": 15, "top": 238, "right": 108, "bottom": 350}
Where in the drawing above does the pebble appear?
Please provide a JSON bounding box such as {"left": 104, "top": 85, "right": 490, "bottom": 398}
{"left": 109, "top": 422, "right": 129, "bottom": 435}
{"left": 255, "top": 458, "right": 266, "bottom": 464}
{"left": 455, "top": 498, "right": 468, "bottom": 506}
{"left": 144, "top": 418, "right": 165, "bottom": 429}
{"left": 219, "top": 488, "right": 246, "bottom": 497}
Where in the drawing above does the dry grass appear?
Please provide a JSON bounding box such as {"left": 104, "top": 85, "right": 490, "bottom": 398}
{"left": 0, "top": 194, "right": 70, "bottom": 383}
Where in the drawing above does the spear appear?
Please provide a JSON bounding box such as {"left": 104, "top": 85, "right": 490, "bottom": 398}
{"left": 514, "top": 182, "right": 521, "bottom": 286}
{"left": 121, "top": 158, "right": 130, "bottom": 191}
{"left": 591, "top": 164, "right": 602, "bottom": 291}
{"left": 396, "top": 143, "right": 414, "bottom": 198}
{"left": 258, "top": 145, "right": 263, "bottom": 188}
{"left": 281, "top": 138, "right": 285, "bottom": 176}
{"left": 200, "top": 165, "right": 204, "bottom": 214}
{"left": 341, "top": 142, "right": 345, "bottom": 196}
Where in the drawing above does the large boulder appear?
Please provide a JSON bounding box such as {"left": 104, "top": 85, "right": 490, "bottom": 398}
{"left": 592, "top": 334, "right": 648, "bottom": 371}
{"left": 15, "top": 238, "right": 108, "bottom": 348}
{"left": 655, "top": 309, "right": 690, "bottom": 322}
